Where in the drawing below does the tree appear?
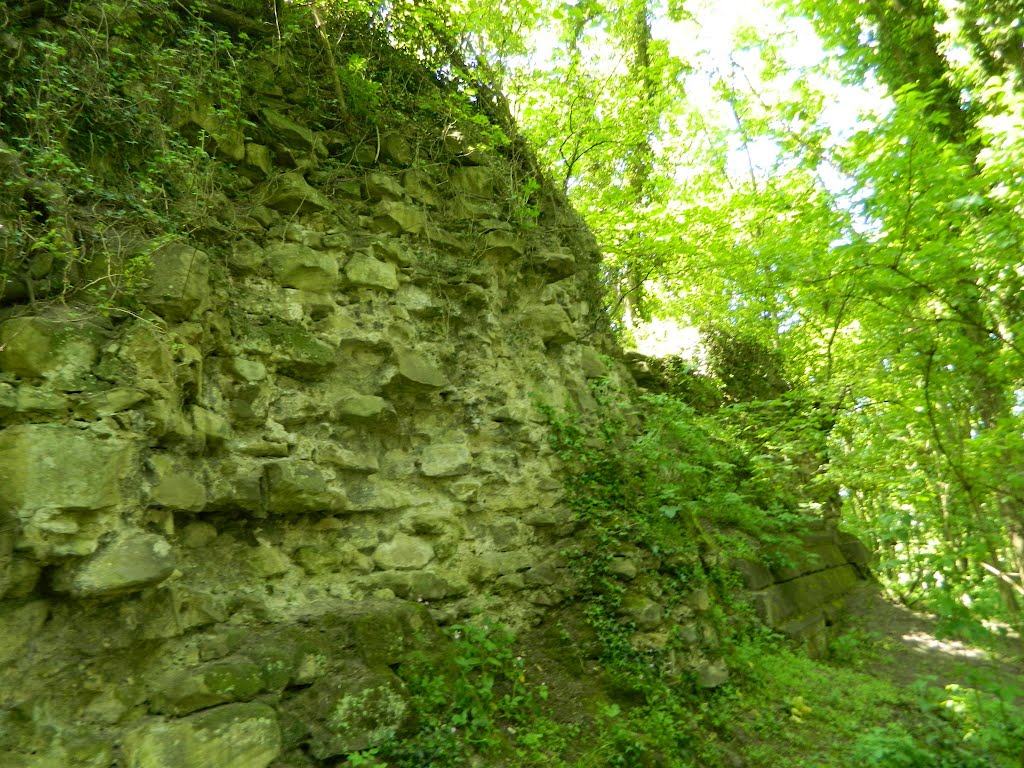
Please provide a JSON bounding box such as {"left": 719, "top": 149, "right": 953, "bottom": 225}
{"left": 497, "top": 0, "right": 1024, "bottom": 629}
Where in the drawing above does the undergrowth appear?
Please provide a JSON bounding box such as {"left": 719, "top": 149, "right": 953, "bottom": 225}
{"left": 348, "top": 383, "right": 1024, "bottom": 767}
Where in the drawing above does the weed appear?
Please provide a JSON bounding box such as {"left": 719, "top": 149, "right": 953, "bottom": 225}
{"left": 357, "top": 621, "right": 570, "bottom": 767}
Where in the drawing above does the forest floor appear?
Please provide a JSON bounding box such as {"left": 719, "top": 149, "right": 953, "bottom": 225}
{"left": 843, "top": 584, "right": 1024, "bottom": 695}
{"left": 717, "top": 583, "right": 1024, "bottom": 768}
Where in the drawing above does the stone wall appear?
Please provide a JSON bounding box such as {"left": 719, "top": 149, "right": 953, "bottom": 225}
{"left": 0, "top": 90, "right": 636, "bottom": 766}
{"left": 734, "top": 523, "right": 873, "bottom": 658}
{"left": 0, "top": 55, "right": 873, "bottom": 768}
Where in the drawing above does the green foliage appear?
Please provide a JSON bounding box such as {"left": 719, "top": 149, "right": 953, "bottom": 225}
{"left": 850, "top": 674, "right": 1024, "bottom": 768}
{"left": 354, "top": 621, "right": 572, "bottom": 767}
{"left": 710, "top": 632, "right": 1024, "bottom": 768}
{"left": 498, "top": 0, "right": 1024, "bottom": 635}
{"left": 0, "top": 0, "right": 254, "bottom": 307}
{"left": 542, "top": 381, "right": 812, "bottom": 692}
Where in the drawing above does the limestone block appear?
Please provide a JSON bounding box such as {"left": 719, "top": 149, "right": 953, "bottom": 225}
{"left": 1, "top": 736, "right": 113, "bottom": 768}
{"left": 267, "top": 242, "right": 339, "bottom": 292}
{"left": 191, "top": 406, "right": 232, "bottom": 448}
{"left": 0, "top": 425, "right": 134, "bottom": 514}
{"left": 483, "top": 520, "right": 526, "bottom": 551}
{"left": 370, "top": 237, "right": 416, "bottom": 266}
{"left": 203, "top": 459, "right": 264, "bottom": 514}
{"left": 227, "top": 357, "right": 267, "bottom": 382}
{"left": 619, "top": 594, "right": 664, "bottom": 631}
{"left": 261, "top": 320, "right": 336, "bottom": 380}
{"left": 4, "top": 558, "right": 40, "bottom": 598}
{"left": 119, "top": 324, "right": 176, "bottom": 394}
{"left": 259, "top": 172, "right": 331, "bottom": 214}
{"left": 121, "top": 702, "right": 281, "bottom": 768}
{"left": 141, "top": 242, "right": 210, "bottom": 322}
{"left": 402, "top": 169, "right": 439, "bottom": 206}
{"left": 532, "top": 249, "right": 577, "bottom": 280}
{"left": 294, "top": 662, "right": 411, "bottom": 758}
{"left": 177, "top": 100, "right": 246, "bottom": 161}
{"left": 449, "top": 166, "right": 493, "bottom": 196}
{"left": 442, "top": 127, "right": 486, "bottom": 165}
{"left": 770, "top": 539, "right": 848, "bottom": 582}
{"left": 528, "top": 304, "right": 577, "bottom": 345}
{"left": 450, "top": 479, "right": 482, "bottom": 501}
{"left": 523, "top": 563, "right": 560, "bottom": 587}
{"left": 450, "top": 196, "right": 499, "bottom": 219}
{"left": 529, "top": 589, "right": 565, "bottom": 606}
{"left": 0, "top": 315, "right": 100, "bottom": 384}
{"left": 580, "top": 347, "right": 607, "bottom": 379}
{"left": 730, "top": 557, "right": 774, "bottom": 590}
{"left": 55, "top": 532, "right": 175, "bottom": 598}
{"left": 0, "top": 599, "right": 48, "bottom": 664}
{"left": 396, "top": 284, "right": 441, "bottom": 317}
{"left": 249, "top": 544, "right": 291, "bottom": 578}
{"left": 776, "top": 610, "right": 830, "bottom": 658}
{"left": 472, "top": 551, "right": 532, "bottom": 581}
{"left": 373, "top": 533, "right": 434, "bottom": 571}
{"left": 229, "top": 238, "right": 265, "bottom": 275}
{"left": 392, "top": 350, "right": 446, "bottom": 388}
{"left": 272, "top": 389, "right": 330, "bottom": 426}
{"left": 337, "top": 600, "right": 445, "bottom": 667}
{"left": 399, "top": 507, "right": 461, "bottom": 536}
{"left": 265, "top": 460, "right": 344, "bottom": 515}
{"left": 495, "top": 572, "right": 527, "bottom": 591}
{"left": 419, "top": 444, "right": 472, "bottom": 477}
{"left": 364, "top": 570, "right": 452, "bottom": 601}
{"left": 230, "top": 438, "right": 289, "bottom": 458}
{"left": 337, "top": 393, "right": 391, "bottom": 419}
{"left": 695, "top": 658, "right": 730, "bottom": 688}
{"left": 380, "top": 133, "right": 412, "bottom": 166}
{"left": 0, "top": 382, "right": 14, "bottom": 417}
{"left": 149, "top": 455, "right": 206, "bottom": 512}
{"left": 837, "top": 531, "right": 872, "bottom": 568}
{"left": 321, "top": 232, "right": 351, "bottom": 249}
{"left": 283, "top": 222, "right": 324, "bottom": 248}
{"left": 293, "top": 545, "right": 346, "bottom": 576}
{"left": 754, "top": 565, "right": 860, "bottom": 625}
{"left": 5, "top": 386, "right": 67, "bottom": 415}
{"left": 344, "top": 253, "right": 398, "bottom": 290}
{"left": 150, "top": 656, "right": 265, "bottom": 716}
{"left": 607, "top": 556, "right": 638, "bottom": 580}
{"left": 372, "top": 201, "right": 426, "bottom": 235}
{"left": 182, "top": 522, "right": 218, "bottom": 548}
{"left": 687, "top": 587, "right": 711, "bottom": 612}
{"left": 75, "top": 387, "right": 148, "bottom": 419}
{"left": 364, "top": 172, "right": 405, "bottom": 201}
{"left": 480, "top": 229, "right": 525, "bottom": 258}
{"left": 318, "top": 445, "right": 379, "bottom": 474}
{"left": 347, "top": 479, "right": 419, "bottom": 512}
{"left": 261, "top": 108, "right": 317, "bottom": 152}
{"left": 244, "top": 142, "right": 273, "bottom": 177}
{"left": 128, "top": 585, "right": 226, "bottom": 640}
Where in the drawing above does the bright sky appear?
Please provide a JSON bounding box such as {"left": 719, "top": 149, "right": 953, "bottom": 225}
{"left": 512, "top": 0, "right": 892, "bottom": 357}
{"left": 659, "top": 0, "right": 890, "bottom": 183}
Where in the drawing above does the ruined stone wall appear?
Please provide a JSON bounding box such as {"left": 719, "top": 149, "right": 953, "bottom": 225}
{"left": 0, "top": 89, "right": 633, "bottom": 765}
{"left": 734, "top": 524, "right": 873, "bottom": 658}
{"left": 0, "top": 43, "right": 876, "bottom": 767}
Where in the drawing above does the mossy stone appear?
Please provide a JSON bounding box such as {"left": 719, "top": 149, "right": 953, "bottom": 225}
{"left": 263, "top": 321, "right": 336, "bottom": 380}
{"left": 294, "top": 661, "right": 412, "bottom": 758}
{"left": 150, "top": 656, "right": 265, "bottom": 715}
{"left": 121, "top": 702, "right": 281, "bottom": 768}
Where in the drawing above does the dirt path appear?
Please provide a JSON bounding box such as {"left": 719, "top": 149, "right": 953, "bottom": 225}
{"left": 844, "top": 584, "right": 1024, "bottom": 696}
